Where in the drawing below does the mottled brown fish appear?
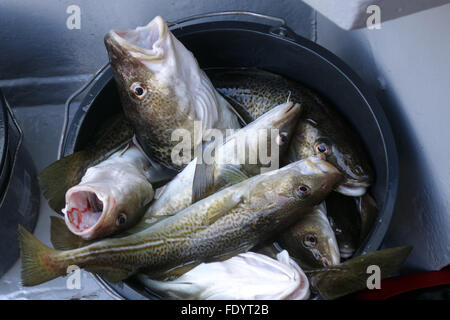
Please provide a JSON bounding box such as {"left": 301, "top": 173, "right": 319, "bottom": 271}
{"left": 39, "top": 115, "right": 134, "bottom": 213}
{"left": 277, "top": 203, "right": 340, "bottom": 269}
{"left": 19, "top": 156, "right": 342, "bottom": 286}
{"left": 208, "top": 68, "right": 374, "bottom": 196}
{"left": 104, "top": 16, "right": 241, "bottom": 171}
{"left": 148, "top": 101, "right": 302, "bottom": 216}
{"left": 62, "top": 142, "right": 155, "bottom": 240}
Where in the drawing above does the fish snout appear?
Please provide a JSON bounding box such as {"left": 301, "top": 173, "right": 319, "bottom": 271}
{"left": 304, "top": 156, "right": 341, "bottom": 176}
{"left": 64, "top": 185, "right": 112, "bottom": 240}
{"left": 335, "top": 179, "right": 371, "bottom": 197}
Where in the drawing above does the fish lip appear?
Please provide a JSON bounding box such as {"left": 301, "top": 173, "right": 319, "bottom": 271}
{"left": 336, "top": 179, "right": 371, "bottom": 197}
{"left": 339, "top": 247, "right": 355, "bottom": 259}
{"left": 106, "top": 16, "right": 168, "bottom": 62}
{"left": 63, "top": 185, "right": 112, "bottom": 239}
{"left": 301, "top": 156, "right": 340, "bottom": 175}
{"left": 284, "top": 102, "right": 301, "bottom": 115}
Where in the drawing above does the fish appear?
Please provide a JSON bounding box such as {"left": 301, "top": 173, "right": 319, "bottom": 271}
{"left": 307, "top": 246, "right": 413, "bottom": 300}
{"left": 137, "top": 250, "right": 310, "bottom": 300}
{"left": 326, "top": 192, "right": 362, "bottom": 259}
{"left": 51, "top": 101, "right": 300, "bottom": 244}
{"left": 39, "top": 115, "right": 133, "bottom": 213}
{"left": 39, "top": 114, "right": 176, "bottom": 215}
{"left": 146, "top": 101, "right": 302, "bottom": 216}
{"left": 355, "top": 193, "right": 379, "bottom": 243}
{"left": 146, "top": 157, "right": 198, "bottom": 217}
{"left": 104, "top": 16, "right": 241, "bottom": 171}
{"left": 207, "top": 68, "right": 374, "bottom": 196}
{"left": 277, "top": 202, "right": 341, "bottom": 269}
{"left": 19, "top": 156, "right": 342, "bottom": 286}
{"left": 62, "top": 142, "right": 155, "bottom": 240}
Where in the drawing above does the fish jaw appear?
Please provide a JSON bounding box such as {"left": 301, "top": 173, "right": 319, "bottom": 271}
{"left": 63, "top": 185, "right": 113, "bottom": 240}
{"left": 324, "top": 236, "right": 341, "bottom": 266}
{"left": 261, "top": 102, "right": 303, "bottom": 154}
{"left": 63, "top": 145, "right": 154, "bottom": 240}
{"left": 315, "top": 205, "right": 341, "bottom": 267}
{"left": 339, "top": 245, "right": 356, "bottom": 259}
{"left": 106, "top": 16, "right": 168, "bottom": 64}
{"left": 279, "top": 203, "right": 340, "bottom": 269}
{"left": 335, "top": 180, "right": 371, "bottom": 197}
{"left": 104, "top": 16, "right": 240, "bottom": 169}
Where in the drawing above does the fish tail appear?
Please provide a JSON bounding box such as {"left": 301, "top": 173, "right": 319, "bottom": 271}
{"left": 18, "top": 225, "right": 66, "bottom": 286}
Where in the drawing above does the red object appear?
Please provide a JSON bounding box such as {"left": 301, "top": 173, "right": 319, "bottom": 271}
{"left": 357, "top": 265, "right": 450, "bottom": 300}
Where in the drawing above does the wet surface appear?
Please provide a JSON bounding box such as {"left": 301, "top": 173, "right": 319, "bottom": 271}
{"left": 0, "top": 104, "right": 113, "bottom": 300}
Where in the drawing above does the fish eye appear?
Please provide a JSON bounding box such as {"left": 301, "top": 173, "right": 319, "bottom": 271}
{"left": 303, "top": 234, "right": 317, "bottom": 248}
{"left": 276, "top": 132, "right": 289, "bottom": 146}
{"left": 130, "top": 82, "right": 147, "bottom": 99}
{"left": 314, "top": 141, "right": 330, "bottom": 155}
{"left": 296, "top": 185, "right": 311, "bottom": 198}
{"left": 116, "top": 213, "right": 128, "bottom": 226}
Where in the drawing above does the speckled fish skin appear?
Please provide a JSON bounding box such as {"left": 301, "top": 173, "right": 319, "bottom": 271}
{"left": 277, "top": 203, "right": 340, "bottom": 270}
{"left": 19, "top": 157, "right": 342, "bottom": 286}
{"left": 208, "top": 68, "right": 374, "bottom": 196}
{"left": 146, "top": 101, "right": 302, "bottom": 217}
{"left": 104, "top": 17, "right": 240, "bottom": 171}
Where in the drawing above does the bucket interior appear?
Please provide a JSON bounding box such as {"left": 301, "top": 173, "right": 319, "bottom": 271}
{"left": 67, "top": 21, "right": 398, "bottom": 299}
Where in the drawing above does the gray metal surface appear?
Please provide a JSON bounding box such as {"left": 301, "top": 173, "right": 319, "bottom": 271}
{"left": 302, "top": 0, "right": 450, "bottom": 29}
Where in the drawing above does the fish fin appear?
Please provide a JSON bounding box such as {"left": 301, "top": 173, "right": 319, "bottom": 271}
{"left": 50, "top": 216, "right": 92, "bottom": 250}
{"left": 204, "top": 193, "right": 245, "bottom": 226}
{"left": 220, "top": 165, "right": 250, "bottom": 186}
{"left": 39, "top": 151, "right": 90, "bottom": 214}
{"left": 308, "top": 246, "right": 413, "bottom": 300}
{"left": 191, "top": 159, "right": 216, "bottom": 203}
{"left": 18, "top": 225, "right": 64, "bottom": 286}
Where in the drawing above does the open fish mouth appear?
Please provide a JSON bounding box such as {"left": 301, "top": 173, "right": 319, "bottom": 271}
{"left": 106, "top": 16, "right": 168, "bottom": 62}
{"left": 339, "top": 246, "right": 356, "bottom": 259}
{"left": 63, "top": 186, "right": 110, "bottom": 237}
{"left": 336, "top": 179, "right": 371, "bottom": 197}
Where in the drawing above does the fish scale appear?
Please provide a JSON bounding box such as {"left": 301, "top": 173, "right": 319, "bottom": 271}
{"left": 208, "top": 68, "right": 374, "bottom": 197}
{"left": 19, "top": 157, "right": 342, "bottom": 285}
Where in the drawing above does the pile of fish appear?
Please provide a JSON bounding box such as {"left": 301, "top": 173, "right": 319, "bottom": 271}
{"left": 20, "top": 16, "right": 412, "bottom": 300}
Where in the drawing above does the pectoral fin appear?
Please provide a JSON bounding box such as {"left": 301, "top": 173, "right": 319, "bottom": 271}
{"left": 220, "top": 165, "right": 250, "bottom": 186}
{"left": 192, "top": 158, "right": 216, "bottom": 203}
{"left": 308, "top": 246, "right": 413, "bottom": 300}
{"left": 50, "top": 216, "right": 93, "bottom": 250}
